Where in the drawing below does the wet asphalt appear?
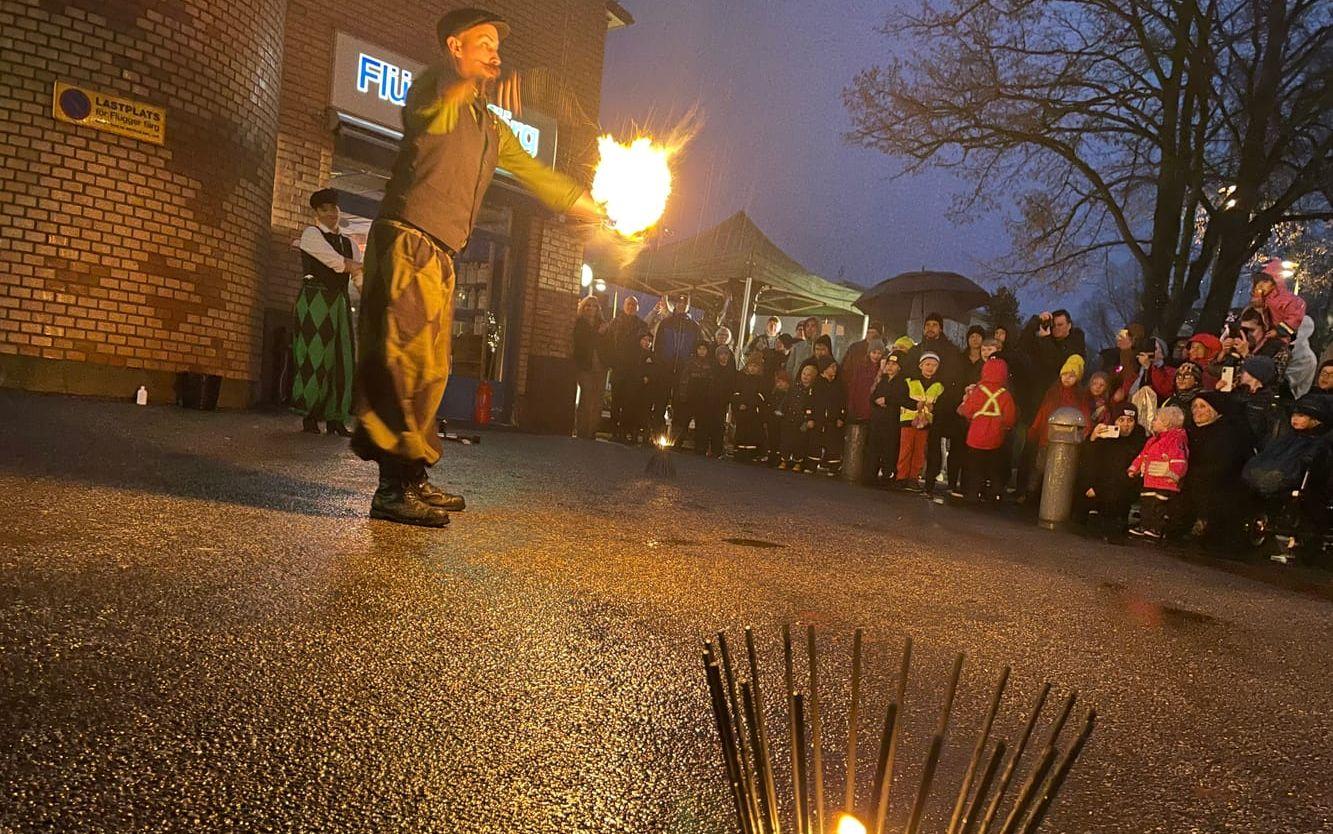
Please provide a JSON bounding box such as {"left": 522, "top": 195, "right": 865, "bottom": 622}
{"left": 0, "top": 390, "right": 1330, "bottom": 833}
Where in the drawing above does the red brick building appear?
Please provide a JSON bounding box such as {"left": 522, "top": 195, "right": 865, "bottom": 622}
{"left": 0, "top": 0, "right": 632, "bottom": 431}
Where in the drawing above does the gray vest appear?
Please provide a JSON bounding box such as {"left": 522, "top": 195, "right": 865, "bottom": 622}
{"left": 378, "top": 64, "right": 500, "bottom": 253}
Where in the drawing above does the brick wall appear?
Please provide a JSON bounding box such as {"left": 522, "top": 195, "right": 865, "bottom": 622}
{"left": 271, "top": 0, "right": 608, "bottom": 423}
{"left": 0, "top": 0, "right": 285, "bottom": 403}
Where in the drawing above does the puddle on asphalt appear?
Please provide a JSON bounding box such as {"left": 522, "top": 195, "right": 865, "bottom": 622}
{"left": 723, "top": 538, "right": 784, "bottom": 549}
{"left": 1099, "top": 581, "right": 1223, "bottom": 629}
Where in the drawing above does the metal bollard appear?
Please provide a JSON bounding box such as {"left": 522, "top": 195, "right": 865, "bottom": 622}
{"left": 1038, "top": 406, "right": 1088, "bottom": 530}
{"left": 841, "top": 422, "right": 869, "bottom": 484}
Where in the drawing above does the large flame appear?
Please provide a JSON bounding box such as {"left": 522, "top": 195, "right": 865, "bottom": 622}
{"left": 591, "top": 135, "right": 673, "bottom": 237}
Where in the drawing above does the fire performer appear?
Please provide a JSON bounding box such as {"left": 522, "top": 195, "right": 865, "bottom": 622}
{"left": 352, "top": 7, "right": 605, "bottom": 527}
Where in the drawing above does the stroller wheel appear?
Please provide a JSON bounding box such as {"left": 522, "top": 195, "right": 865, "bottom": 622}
{"left": 1245, "top": 513, "right": 1270, "bottom": 549}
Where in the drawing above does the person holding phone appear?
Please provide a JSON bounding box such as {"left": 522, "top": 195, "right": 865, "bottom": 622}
{"left": 1076, "top": 404, "right": 1146, "bottom": 541}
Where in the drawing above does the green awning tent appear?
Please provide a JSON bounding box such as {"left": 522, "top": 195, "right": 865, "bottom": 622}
{"left": 608, "top": 211, "right": 864, "bottom": 319}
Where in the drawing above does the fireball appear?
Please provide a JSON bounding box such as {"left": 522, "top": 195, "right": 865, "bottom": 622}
{"left": 591, "top": 134, "right": 674, "bottom": 237}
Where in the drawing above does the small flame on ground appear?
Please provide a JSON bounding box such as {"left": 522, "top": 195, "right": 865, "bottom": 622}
{"left": 592, "top": 135, "right": 674, "bottom": 237}
{"left": 655, "top": 434, "right": 671, "bottom": 449}
{"left": 836, "top": 814, "right": 867, "bottom": 834}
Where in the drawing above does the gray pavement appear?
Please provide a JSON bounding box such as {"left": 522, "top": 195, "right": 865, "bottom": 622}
{"left": 1, "top": 389, "right": 1330, "bottom": 833}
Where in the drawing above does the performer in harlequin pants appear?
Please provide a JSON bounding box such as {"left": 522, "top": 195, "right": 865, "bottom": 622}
{"left": 351, "top": 7, "right": 604, "bottom": 527}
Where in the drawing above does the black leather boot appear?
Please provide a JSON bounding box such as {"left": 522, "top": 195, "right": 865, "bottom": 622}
{"left": 369, "top": 477, "right": 450, "bottom": 527}
{"left": 325, "top": 420, "right": 353, "bottom": 437}
{"left": 413, "top": 472, "right": 466, "bottom": 512}
{"left": 302, "top": 416, "right": 321, "bottom": 434}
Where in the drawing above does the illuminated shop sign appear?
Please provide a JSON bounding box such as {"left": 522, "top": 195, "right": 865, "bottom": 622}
{"left": 332, "top": 32, "right": 557, "bottom": 166}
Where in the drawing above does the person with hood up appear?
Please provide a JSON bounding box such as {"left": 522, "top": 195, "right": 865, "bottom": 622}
{"left": 1087, "top": 371, "right": 1114, "bottom": 427}
{"left": 779, "top": 363, "right": 820, "bottom": 471}
{"left": 622, "top": 331, "right": 656, "bottom": 445}
{"left": 956, "top": 357, "right": 1018, "bottom": 503}
{"left": 896, "top": 352, "right": 945, "bottom": 490}
{"left": 1077, "top": 404, "right": 1147, "bottom": 540}
{"left": 761, "top": 368, "right": 792, "bottom": 465}
{"left": 1128, "top": 405, "right": 1190, "bottom": 541}
{"left": 673, "top": 340, "right": 714, "bottom": 451}
{"left": 868, "top": 351, "right": 909, "bottom": 484}
{"left": 1185, "top": 332, "right": 1223, "bottom": 389}
{"left": 809, "top": 360, "right": 847, "bottom": 474}
{"left": 1250, "top": 258, "right": 1307, "bottom": 346}
{"left": 732, "top": 351, "right": 770, "bottom": 462}
{"left": 698, "top": 344, "right": 737, "bottom": 457}
{"left": 1181, "top": 390, "right": 1248, "bottom": 547}
{"left": 845, "top": 339, "right": 886, "bottom": 426}
{"left": 1025, "top": 354, "right": 1093, "bottom": 499}
{"left": 1286, "top": 316, "right": 1317, "bottom": 398}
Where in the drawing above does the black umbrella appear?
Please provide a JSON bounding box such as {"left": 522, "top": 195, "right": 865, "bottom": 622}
{"left": 854, "top": 270, "right": 991, "bottom": 325}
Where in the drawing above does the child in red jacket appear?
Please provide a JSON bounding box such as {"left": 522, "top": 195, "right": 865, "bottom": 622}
{"left": 1127, "top": 405, "right": 1189, "bottom": 540}
{"left": 957, "top": 357, "right": 1018, "bottom": 503}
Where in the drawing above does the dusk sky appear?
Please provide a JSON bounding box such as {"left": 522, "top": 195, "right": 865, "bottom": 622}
{"left": 598, "top": 0, "right": 1015, "bottom": 292}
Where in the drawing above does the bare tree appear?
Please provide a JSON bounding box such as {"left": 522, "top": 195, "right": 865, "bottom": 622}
{"left": 845, "top": 0, "right": 1332, "bottom": 336}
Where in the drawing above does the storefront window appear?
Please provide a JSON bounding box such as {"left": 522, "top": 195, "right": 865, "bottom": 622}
{"left": 452, "top": 203, "right": 512, "bottom": 382}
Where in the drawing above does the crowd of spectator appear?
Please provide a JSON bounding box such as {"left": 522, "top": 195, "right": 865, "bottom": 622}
{"left": 575, "top": 261, "right": 1333, "bottom": 564}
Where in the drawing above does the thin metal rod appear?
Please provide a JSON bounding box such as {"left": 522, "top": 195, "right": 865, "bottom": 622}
{"left": 937, "top": 653, "right": 965, "bottom": 735}
{"left": 793, "top": 693, "right": 810, "bottom": 834}
{"left": 784, "top": 625, "right": 798, "bottom": 832}
{"left": 868, "top": 702, "right": 898, "bottom": 834}
{"left": 902, "top": 734, "right": 944, "bottom": 834}
{"left": 1039, "top": 691, "right": 1078, "bottom": 751}
{"left": 706, "top": 653, "right": 753, "bottom": 834}
{"left": 1018, "top": 710, "right": 1096, "bottom": 834}
{"left": 947, "top": 667, "right": 1010, "bottom": 834}
{"left": 806, "top": 625, "right": 825, "bottom": 834}
{"left": 959, "top": 741, "right": 1007, "bottom": 834}
{"left": 747, "top": 627, "right": 781, "bottom": 834}
{"left": 845, "top": 628, "right": 864, "bottom": 815}
{"left": 996, "top": 744, "right": 1058, "bottom": 834}
{"left": 873, "top": 637, "right": 912, "bottom": 834}
{"left": 743, "top": 681, "right": 778, "bottom": 834}
{"left": 978, "top": 683, "right": 1050, "bottom": 834}
{"left": 721, "top": 632, "right": 760, "bottom": 829}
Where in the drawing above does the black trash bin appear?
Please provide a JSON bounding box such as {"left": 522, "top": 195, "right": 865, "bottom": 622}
{"left": 175, "top": 372, "right": 223, "bottom": 410}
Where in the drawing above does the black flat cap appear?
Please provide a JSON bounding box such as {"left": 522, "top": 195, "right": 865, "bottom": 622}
{"left": 437, "top": 8, "right": 510, "bottom": 42}
{"left": 309, "top": 188, "right": 339, "bottom": 209}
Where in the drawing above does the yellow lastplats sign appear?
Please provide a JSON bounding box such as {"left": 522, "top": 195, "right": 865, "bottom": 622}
{"left": 52, "top": 81, "right": 165, "bottom": 145}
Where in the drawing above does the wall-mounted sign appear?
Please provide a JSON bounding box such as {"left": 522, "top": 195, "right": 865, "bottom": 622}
{"left": 330, "top": 32, "right": 557, "bottom": 168}
{"left": 52, "top": 81, "right": 165, "bottom": 145}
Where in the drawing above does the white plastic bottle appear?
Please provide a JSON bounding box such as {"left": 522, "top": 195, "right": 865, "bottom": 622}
{"left": 135, "top": 385, "right": 148, "bottom": 406}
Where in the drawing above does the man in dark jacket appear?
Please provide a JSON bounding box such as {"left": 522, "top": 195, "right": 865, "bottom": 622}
{"left": 907, "top": 313, "right": 962, "bottom": 495}
{"left": 606, "top": 295, "right": 649, "bottom": 442}
{"left": 352, "top": 8, "right": 603, "bottom": 527}
{"left": 1026, "top": 309, "right": 1088, "bottom": 395}
{"left": 652, "top": 292, "right": 704, "bottom": 381}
